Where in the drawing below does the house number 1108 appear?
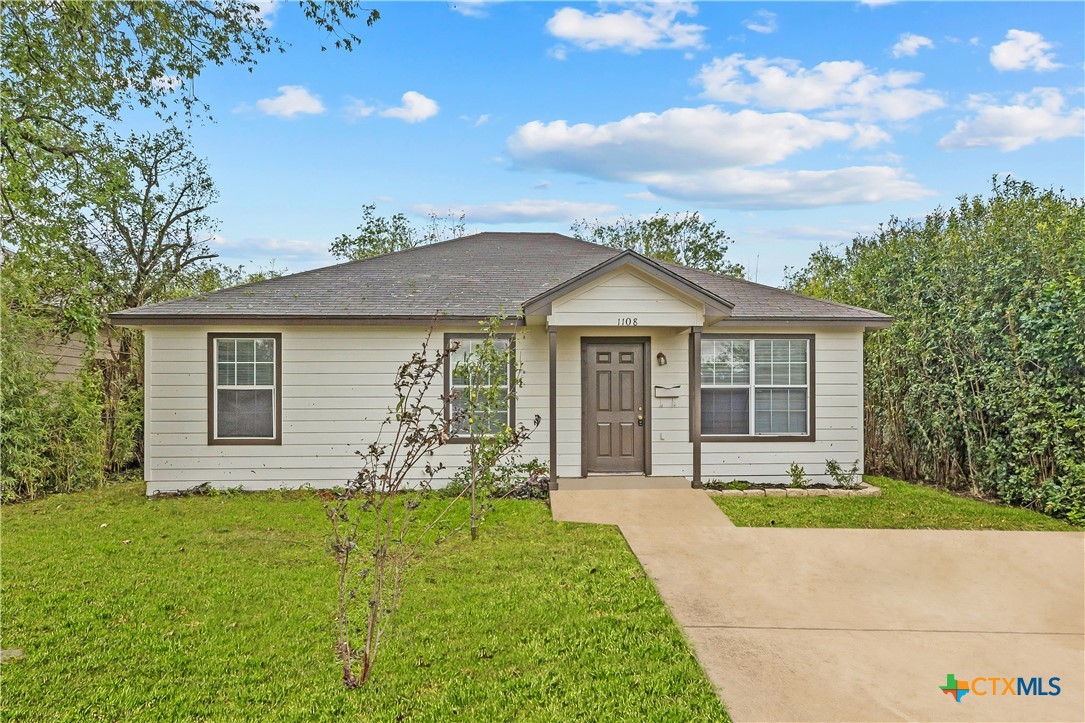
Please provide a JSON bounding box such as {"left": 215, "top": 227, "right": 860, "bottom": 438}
{"left": 617, "top": 317, "right": 638, "bottom": 326}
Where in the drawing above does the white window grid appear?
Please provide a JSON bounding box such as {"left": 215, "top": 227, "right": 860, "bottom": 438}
{"left": 701, "top": 338, "right": 810, "bottom": 436}
{"left": 214, "top": 337, "right": 277, "bottom": 439}
{"left": 449, "top": 337, "right": 512, "bottom": 433}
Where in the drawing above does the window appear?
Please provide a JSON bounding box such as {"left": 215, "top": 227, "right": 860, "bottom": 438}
{"left": 208, "top": 334, "right": 281, "bottom": 444}
{"left": 444, "top": 334, "right": 514, "bottom": 439}
{"left": 700, "top": 336, "right": 812, "bottom": 438}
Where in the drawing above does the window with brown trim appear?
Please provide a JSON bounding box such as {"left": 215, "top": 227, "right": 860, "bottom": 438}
{"left": 443, "top": 333, "right": 515, "bottom": 441}
{"left": 699, "top": 334, "right": 814, "bottom": 441}
{"left": 208, "top": 333, "right": 282, "bottom": 445}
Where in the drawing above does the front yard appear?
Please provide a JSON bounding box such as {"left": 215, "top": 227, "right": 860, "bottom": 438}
{"left": 1, "top": 483, "right": 726, "bottom": 722}
{"left": 713, "top": 475, "right": 1081, "bottom": 530}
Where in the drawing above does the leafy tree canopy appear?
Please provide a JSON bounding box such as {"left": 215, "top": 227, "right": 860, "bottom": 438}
{"left": 2, "top": 0, "right": 378, "bottom": 244}
{"left": 571, "top": 211, "right": 745, "bottom": 277}
{"left": 787, "top": 177, "right": 1085, "bottom": 524}
{"left": 331, "top": 204, "right": 465, "bottom": 261}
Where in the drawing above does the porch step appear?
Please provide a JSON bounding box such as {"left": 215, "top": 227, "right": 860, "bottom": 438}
{"left": 557, "top": 476, "right": 693, "bottom": 491}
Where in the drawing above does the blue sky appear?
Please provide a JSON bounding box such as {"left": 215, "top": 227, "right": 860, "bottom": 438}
{"left": 179, "top": 1, "right": 1084, "bottom": 285}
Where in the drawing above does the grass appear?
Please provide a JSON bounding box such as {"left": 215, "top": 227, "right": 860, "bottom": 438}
{"left": 713, "top": 475, "right": 1082, "bottom": 531}
{"left": 1, "top": 483, "right": 727, "bottom": 722}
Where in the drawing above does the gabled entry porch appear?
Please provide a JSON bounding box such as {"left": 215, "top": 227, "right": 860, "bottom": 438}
{"left": 523, "top": 250, "right": 734, "bottom": 490}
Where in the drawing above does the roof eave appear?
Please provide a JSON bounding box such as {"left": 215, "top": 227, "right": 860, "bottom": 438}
{"left": 710, "top": 316, "right": 893, "bottom": 330}
{"left": 107, "top": 313, "right": 527, "bottom": 328}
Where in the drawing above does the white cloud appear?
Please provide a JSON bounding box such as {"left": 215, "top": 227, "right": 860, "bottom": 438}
{"left": 411, "top": 199, "right": 618, "bottom": 224}
{"left": 250, "top": 1, "right": 281, "bottom": 21}
{"left": 210, "top": 234, "right": 332, "bottom": 264}
{"left": 150, "top": 75, "right": 181, "bottom": 90}
{"left": 345, "top": 98, "right": 375, "bottom": 121}
{"left": 939, "top": 88, "right": 1084, "bottom": 151}
{"left": 851, "top": 123, "right": 892, "bottom": 149}
{"left": 990, "top": 30, "right": 1062, "bottom": 71}
{"left": 859, "top": 0, "right": 896, "bottom": 6}
{"left": 379, "top": 91, "right": 439, "bottom": 123}
{"left": 737, "top": 223, "right": 872, "bottom": 248}
{"left": 743, "top": 10, "right": 777, "bottom": 35}
{"left": 254, "top": 85, "right": 325, "bottom": 118}
{"left": 450, "top": 1, "right": 492, "bottom": 18}
{"left": 549, "top": 45, "right": 569, "bottom": 61}
{"left": 697, "top": 54, "right": 945, "bottom": 122}
{"left": 892, "top": 33, "right": 934, "bottom": 58}
{"left": 864, "top": 150, "right": 903, "bottom": 165}
{"left": 509, "top": 106, "right": 859, "bottom": 175}
{"left": 546, "top": 2, "right": 705, "bottom": 53}
{"left": 506, "top": 104, "right": 923, "bottom": 209}
{"left": 634, "top": 166, "right": 931, "bottom": 209}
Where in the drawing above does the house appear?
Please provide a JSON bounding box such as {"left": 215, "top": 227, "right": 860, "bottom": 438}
{"left": 108, "top": 233, "right": 891, "bottom": 495}
{"left": 38, "top": 331, "right": 117, "bottom": 382}
{"left": 2, "top": 246, "right": 116, "bottom": 382}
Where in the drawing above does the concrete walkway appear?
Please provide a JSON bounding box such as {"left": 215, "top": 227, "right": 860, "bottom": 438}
{"left": 551, "top": 484, "right": 1085, "bottom": 722}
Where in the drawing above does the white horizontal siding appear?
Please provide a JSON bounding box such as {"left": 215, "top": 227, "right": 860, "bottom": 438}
{"left": 549, "top": 326, "right": 694, "bottom": 478}
{"left": 699, "top": 326, "right": 865, "bottom": 485}
{"left": 143, "top": 322, "right": 865, "bottom": 493}
{"left": 548, "top": 268, "right": 703, "bottom": 327}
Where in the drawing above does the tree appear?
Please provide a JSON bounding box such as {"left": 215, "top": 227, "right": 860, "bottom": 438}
{"left": 1, "top": 0, "right": 378, "bottom": 277}
{"left": 84, "top": 129, "right": 220, "bottom": 311}
{"left": 324, "top": 319, "right": 536, "bottom": 687}
{"left": 1, "top": 1, "right": 377, "bottom": 162}
{"left": 0, "top": 1, "right": 376, "bottom": 490}
{"left": 452, "top": 315, "right": 539, "bottom": 540}
{"left": 571, "top": 211, "right": 745, "bottom": 277}
{"left": 86, "top": 130, "right": 224, "bottom": 464}
{"left": 330, "top": 204, "right": 466, "bottom": 261}
{"left": 786, "top": 177, "right": 1085, "bottom": 524}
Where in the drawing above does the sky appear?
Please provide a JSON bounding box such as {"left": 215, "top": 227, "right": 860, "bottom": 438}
{"left": 176, "top": 1, "right": 1083, "bottom": 286}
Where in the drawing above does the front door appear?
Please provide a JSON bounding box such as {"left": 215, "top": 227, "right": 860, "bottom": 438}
{"left": 583, "top": 340, "right": 646, "bottom": 473}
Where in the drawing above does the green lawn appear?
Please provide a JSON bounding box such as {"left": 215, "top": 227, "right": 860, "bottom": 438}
{"left": 713, "top": 475, "right": 1081, "bottom": 531}
{"left": 1, "top": 483, "right": 726, "bottom": 722}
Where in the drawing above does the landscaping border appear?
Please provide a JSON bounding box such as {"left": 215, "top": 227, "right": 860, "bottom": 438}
{"left": 706, "top": 482, "right": 881, "bottom": 498}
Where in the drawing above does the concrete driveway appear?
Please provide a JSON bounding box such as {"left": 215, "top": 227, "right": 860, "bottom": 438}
{"left": 552, "top": 485, "right": 1085, "bottom": 722}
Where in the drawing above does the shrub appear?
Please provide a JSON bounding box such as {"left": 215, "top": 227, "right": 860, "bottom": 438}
{"left": 787, "top": 463, "right": 812, "bottom": 488}
{"left": 825, "top": 459, "right": 861, "bottom": 489}
{"left": 1, "top": 311, "right": 107, "bottom": 500}
{"left": 788, "top": 179, "right": 1085, "bottom": 522}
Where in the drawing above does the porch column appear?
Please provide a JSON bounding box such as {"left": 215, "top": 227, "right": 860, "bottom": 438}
{"left": 548, "top": 326, "right": 558, "bottom": 490}
{"left": 690, "top": 326, "right": 702, "bottom": 488}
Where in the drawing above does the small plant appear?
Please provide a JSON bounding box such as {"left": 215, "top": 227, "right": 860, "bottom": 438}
{"left": 453, "top": 313, "right": 540, "bottom": 539}
{"left": 702, "top": 479, "right": 750, "bottom": 491}
{"left": 325, "top": 319, "right": 537, "bottom": 688}
{"left": 825, "top": 459, "right": 862, "bottom": 489}
{"left": 787, "top": 462, "right": 812, "bottom": 488}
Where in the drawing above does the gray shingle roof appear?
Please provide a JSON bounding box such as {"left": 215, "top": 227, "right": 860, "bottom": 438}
{"left": 109, "top": 232, "right": 889, "bottom": 324}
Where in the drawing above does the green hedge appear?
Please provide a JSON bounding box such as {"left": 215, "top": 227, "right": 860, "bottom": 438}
{"left": 788, "top": 179, "right": 1085, "bottom": 524}
{"left": 1, "top": 307, "right": 107, "bottom": 501}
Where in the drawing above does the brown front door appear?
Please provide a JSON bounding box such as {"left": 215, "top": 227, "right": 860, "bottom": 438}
{"left": 583, "top": 340, "right": 646, "bottom": 473}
